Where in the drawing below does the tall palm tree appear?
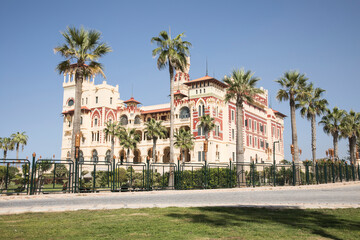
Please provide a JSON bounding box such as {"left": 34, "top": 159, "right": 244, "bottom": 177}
{"left": 298, "top": 84, "right": 328, "bottom": 164}
{"left": 54, "top": 26, "right": 112, "bottom": 160}
{"left": 104, "top": 121, "right": 122, "bottom": 162}
{"left": 199, "top": 114, "right": 215, "bottom": 161}
{"left": 10, "top": 132, "right": 28, "bottom": 160}
{"left": 340, "top": 110, "right": 360, "bottom": 164}
{"left": 151, "top": 30, "right": 191, "bottom": 165}
{"left": 276, "top": 71, "right": 308, "bottom": 163}
{"left": 319, "top": 107, "right": 346, "bottom": 159}
{"left": 224, "top": 69, "right": 263, "bottom": 187}
{"left": 118, "top": 128, "right": 141, "bottom": 162}
{"left": 145, "top": 119, "right": 167, "bottom": 162}
{"left": 0, "top": 137, "right": 14, "bottom": 159}
{"left": 174, "top": 128, "right": 194, "bottom": 163}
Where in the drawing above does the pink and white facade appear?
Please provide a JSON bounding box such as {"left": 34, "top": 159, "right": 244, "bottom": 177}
{"left": 61, "top": 61, "right": 285, "bottom": 163}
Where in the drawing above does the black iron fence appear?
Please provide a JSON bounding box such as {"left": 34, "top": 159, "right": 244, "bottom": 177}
{"left": 1, "top": 156, "right": 359, "bottom": 195}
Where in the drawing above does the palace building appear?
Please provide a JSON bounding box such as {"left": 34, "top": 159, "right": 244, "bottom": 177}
{"left": 61, "top": 59, "right": 285, "bottom": 163}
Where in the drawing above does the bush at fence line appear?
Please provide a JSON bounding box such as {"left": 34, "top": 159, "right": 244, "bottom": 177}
{"left": 177, "top": 167, "right": 235, "bottom": 189}
{"left": 51, "top": 164, "right": 69, "bottom": 183}
{"left": 245, "top": 164, "right": 309, "bottom": 186}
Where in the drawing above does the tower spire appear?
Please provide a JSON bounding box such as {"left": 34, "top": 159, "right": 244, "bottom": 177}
{"left": 206, "top": 57, "right": 208, "bottom": 76}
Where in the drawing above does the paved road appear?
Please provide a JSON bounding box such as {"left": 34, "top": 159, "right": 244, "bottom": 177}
{"left": 1, "top": 182, "right": 359, "bottom": 214}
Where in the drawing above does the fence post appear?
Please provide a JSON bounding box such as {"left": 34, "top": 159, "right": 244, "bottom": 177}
{"left": 29, "top": 153, "right": 36, "bottom": 195}
{"left": 351, "top": 163, "right": 355, "bottom": 181}
{"left": 252, "top": 162, "right": 255, "bottom": 188}
{"left": 324, "top": 163, "right": 328, "bottom": 184}
{"left": 273, "top": 162, "right": 276, "bottom": 187}
{"left": 345, "top": 162, "right": 349, "bottom": 181}
{"left": 305, "top": 162, "right": 309, "bottom": 185}
{"left": 339, "top": 162, "right": 342, "bottom": 182}
{"left": 177, "top": 159, "right": 180, "bottom": 190}
{"left": 229, "top": 160, "right": 232, "bottom": 188}
{"left": 112, "top": 156, "right": 116, "bottom": 192}
{"left": 146, "top": 157, "right": 150, "bottom": 191}
{"left": 315, "top": 161, "right": 319, "bottom": 184}
{"left": 204, "top": 160, "right": 207, "bottom": 189}
{"left": 332, "top": 161, "right": 335, "bottom": 183}
{"left": 292, "top": 161, "right": 296, "bottom": 186}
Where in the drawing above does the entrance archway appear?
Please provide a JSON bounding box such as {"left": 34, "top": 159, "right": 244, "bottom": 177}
{"left": 163, "top": 147, "right": 170, "bottom": 163}
{"left": 133, "top": 149, "right": 141, "bottom": 163}
{"left": 181, "top": 149, "right": 191, "bottom": 162}
{"left": 119, "top": 149, "right": 126, "bottom": 162}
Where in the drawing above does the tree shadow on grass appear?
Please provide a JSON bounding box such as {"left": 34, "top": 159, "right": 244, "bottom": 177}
{"left": 166, "top": 206, "right": 360, "bottom": 240}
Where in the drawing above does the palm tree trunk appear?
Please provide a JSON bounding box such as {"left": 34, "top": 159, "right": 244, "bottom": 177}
{"left": 152, "top": 138, "right": 157, "bottom": 163}
{"left": 290, "top": 97, "right": 300, "bottom": 163}
{"left": 182, "top": 149, "right": 185, "bottom": 164}
{"left": 16, "top": 144, "right": 19, "bottom": 160}
{"left": 3, "top": 150, "right": 7, "bottom": 159}
{"left": 168, "top": 63, "right": 175, "bottom": 188}
{"left": 71, "top": 71, "right": 83, "bottom": 161}
{"left": 311, "top": 114, "right": 316, "bottom": 165}
{"left": 127, "top": 148, "right": 130, "bottom": 162}
{"left": 333, "top": 132, "right": 339, "bottom": 159}
{"left": 236, "top": 99, "right": 245, "bottom": 187}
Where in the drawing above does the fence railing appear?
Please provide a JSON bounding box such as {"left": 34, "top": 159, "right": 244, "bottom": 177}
{"left": 1, "top": 156, "right": 359, "bottom": 195}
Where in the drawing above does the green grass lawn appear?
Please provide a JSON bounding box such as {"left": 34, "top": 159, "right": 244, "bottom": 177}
{"left": 0, "top": 207, "right": 359, "bottom": 239}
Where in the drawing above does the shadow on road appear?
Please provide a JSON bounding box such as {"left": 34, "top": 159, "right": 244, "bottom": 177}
{"left": 167, "top": 207, "right": 360, "bottom": 240}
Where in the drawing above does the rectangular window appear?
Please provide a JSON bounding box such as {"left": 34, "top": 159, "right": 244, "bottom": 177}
{"left": 249, "top": 136, "right": 252, "bottom": 146}
{"left": 204, "top": 88, "right": 206, "bottom": 93}
{"left": 266, "top": 141, "right": 269, "bottom": 149}
{"left": 260, "top": 140, "right": 264, "bottom": 148}
{"left": 255, "top": 137, "right": 257, "bottom": 147}
{"left": 260, "top": 124, "right": 263, "bottom": 133}
{"left": 198, "top": 151, "right": 205, "bottom": 162}
{"left": 96, "top": 96, "right": 98, "bottom": 104}
{"left": 196, "top": 90, "right": 198, "bottom": 94}
{"left": 245, "top": 119, "right": 248, "bottom": 127}
{"left": 198, "top": 126, "right": 202, "bottom": 136}
{"left": 232, "top": 152, "right": 235, "bottom": 162}
{"left": 277, "top": 129, "right": 280, "bottom": 138}
{"left": 231, "top": 110, "right": 234, "bottom": 121}
{"left": 232, "top": 129, "right": 235, "bottom": 140}
{"left": 249, "top": 119, "right": 252, "bottom": 129}
{"left": 82, "top": 98, "right": 84, "bottom": 105}
{"left": 264, "top": 125, "right": 267, "bottom": 134}
{"left": 97, "top": 131, "right": 99, "bottom": 142}
{"left": 94, "top": 118, "right": 98, "bottom": 126}
{"left": 110, "top": 97, "right": 112, "bottom": 104}
{"left": 200, "top": 89, "right": 202, "bottom": 94}
{"left": 254, "top": 121, "right": 257, "bottom": 131}
{"left": 86, "top": 98, "right": 88, "bottom": 104}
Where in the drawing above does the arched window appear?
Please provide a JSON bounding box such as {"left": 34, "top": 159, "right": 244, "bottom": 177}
{"left": 120, "top": 115, "right": 128, "bottom": 125}
{"left": 79, "top": 150, "right": 84, "bottom": 163}
{"left": 105, "top": 150, "right": 111, "bottom": 163}
{"left": 197, "top": 125, "right": 204, "bottom": 136}
{"left": 198, "top": 103, "right": 205, "bottom": 116}
{"left": 134, "top": 116, "right": 141, "bottom": 124}
{"left": 179, "top": 107, "right": 190, "bottom": 119}
{"left": 92, "top": 149, "right": 98, "bottom": 163}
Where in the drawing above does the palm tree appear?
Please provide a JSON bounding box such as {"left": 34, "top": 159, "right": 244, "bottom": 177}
{"left": 276, "top": 71, "right": 308, "bottom": 163}
{"left": 319, "top": 107, "right": 346, "bottom": 159}
{"left": 54, "top": 26, "right": 112, "bottom": 160}
{"left": 104, "top": 121, "right": 121, "bottom": 162}
{"left": 224, "top": 69, "right": 263, "bottom": 187}
{"left": 340, "top": 110, "right": 360, "bottom": 164}
{"left": 0, "top": 137, "right": 14, "bottom": 159}
{"left": 151, "top": 30, "right": 191, "bottom": 165}
{"left": 298, "top": 84, "right": 328, "bottom": 164}
{"left": 10, "top": 132, "right": 28, "bottom": 160}
{"left": 144, "top": 119, "right": 167, "bottom": 162}
{"left": 199, "top": 114, "right": 215, "bottom": 161}
{"left": 174, "top": 128, "right": 194, "bottom": 163}
{"left": 118, "top": 128, "right": 141, "bottom": 162}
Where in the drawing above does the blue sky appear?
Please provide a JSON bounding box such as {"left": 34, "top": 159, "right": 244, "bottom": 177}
{"left": 0, "top": 0, "right": 359, "bottom": 160}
